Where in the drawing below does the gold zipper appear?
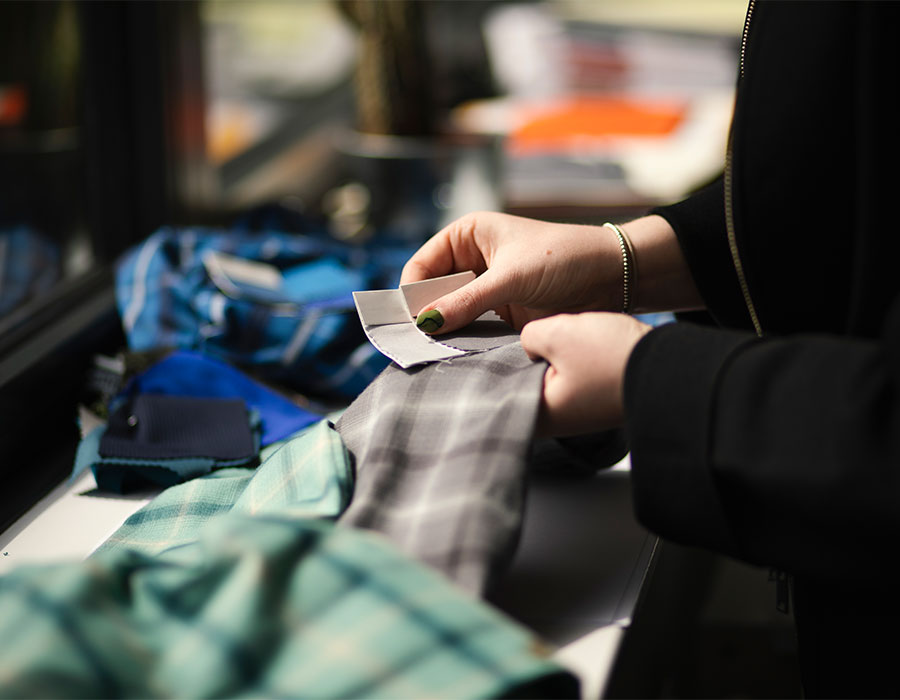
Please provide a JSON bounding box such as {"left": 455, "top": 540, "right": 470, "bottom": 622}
{"left": 739, "top": 0, "right": 755, "bottom": 80}
{"left": 725, "top": 0, "right": 763, "bottom": 337}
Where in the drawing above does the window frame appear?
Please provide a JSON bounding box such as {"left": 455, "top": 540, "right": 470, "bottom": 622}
{"left": 0, "top": 1, "right": 206, "bottom": 532}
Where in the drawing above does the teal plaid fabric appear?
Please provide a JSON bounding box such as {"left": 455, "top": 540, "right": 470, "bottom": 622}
{"left": 0, "top": 515, "right": 577, "bottom": 698}
{"left": 96, "top": 418, "right": 352, "bottom": 556}
{"left": 1, "top": 419, "right": 577, "bottom": 697}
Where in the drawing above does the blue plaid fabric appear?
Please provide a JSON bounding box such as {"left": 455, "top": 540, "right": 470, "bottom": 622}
{"left": 115, "top": 226, "right": 413, "bottom": 399}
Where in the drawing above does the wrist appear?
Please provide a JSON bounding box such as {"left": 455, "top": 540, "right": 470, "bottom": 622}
{"left": 617, "top": 215, "right": 705, "bottom": 313}
{"left": 603, "top": 222, "right": 638, "bottom": 314}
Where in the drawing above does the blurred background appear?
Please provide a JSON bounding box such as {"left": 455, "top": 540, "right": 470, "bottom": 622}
{"left": 0, "top": 0, "right": 747, "bottom": 331}
{"left": 0, "top": 2, "right": 800, "bottom": 696}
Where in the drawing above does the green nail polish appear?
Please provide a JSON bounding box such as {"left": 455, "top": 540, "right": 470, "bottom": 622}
{"left": 416, "top": 309, "right": 444, "bottom": 333}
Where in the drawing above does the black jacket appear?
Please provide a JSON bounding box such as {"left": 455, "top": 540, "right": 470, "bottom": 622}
{"left": 625, "top": 0, "right": 900, "bottom": 588}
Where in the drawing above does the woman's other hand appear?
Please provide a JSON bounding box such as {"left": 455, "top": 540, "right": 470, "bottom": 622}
{"left": 520, "top": 312, "right": 652, "bottom": 436}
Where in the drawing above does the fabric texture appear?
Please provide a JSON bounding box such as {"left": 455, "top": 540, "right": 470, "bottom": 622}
{"left": 438, "top": 317, "right": 522, "bottom": 352}
{"left": 101, "top": 394, "right": 255, "bottom": 461}
{"left": 75, "top": 395, "right": 261, "bottom": 493}
{"left": 336, "top": 341, "right": 547, "bottom": 596}
{"left": 7, "top": 420, "right": 577, "bottom": 698}
{"left": 95, "top": 418, "right": 352, "bottom": 556}
{"left": 114, "top": 226, "right": 410, "bottom": 400}
{"left": 0, "top": 516, "right": 577, "bottom": 699}
{"left": 125, "top": 350, "right": 319, "bottom": 446}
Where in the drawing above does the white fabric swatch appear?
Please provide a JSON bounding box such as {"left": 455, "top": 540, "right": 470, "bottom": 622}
{"left": 353, "top": 271, "right": 513, "bottom": 368}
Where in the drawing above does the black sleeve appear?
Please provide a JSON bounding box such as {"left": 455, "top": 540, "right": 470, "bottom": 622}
{"left": 650, "top": 178, "right": 753, "bottom": 331}
{"left": 624, "top": 297, "right": 900, "bottom": 589}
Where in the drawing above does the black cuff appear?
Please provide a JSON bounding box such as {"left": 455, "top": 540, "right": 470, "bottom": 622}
{"left": 624, "top": 321, "right": 756, "bottom": 557}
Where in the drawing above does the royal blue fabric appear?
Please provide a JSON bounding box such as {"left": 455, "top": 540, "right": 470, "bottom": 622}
{"left": 126, "top": 351, "right": 318, "bottom": 446}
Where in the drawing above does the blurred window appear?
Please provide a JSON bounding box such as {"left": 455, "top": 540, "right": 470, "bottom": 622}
{"left": 0, "top": 1, "right": 91, "bottom": 330}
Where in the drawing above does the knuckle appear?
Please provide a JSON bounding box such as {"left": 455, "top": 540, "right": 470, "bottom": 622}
{"left": 467, "top": 213, "right": 489, "bottom": 247}
{"left": 454, "top": 211, "right": 495, "bottom": 241}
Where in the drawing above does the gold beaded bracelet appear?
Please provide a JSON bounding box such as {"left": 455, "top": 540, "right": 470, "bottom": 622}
{"left": 603, "top": 222, "right": 637, "bottom": 314}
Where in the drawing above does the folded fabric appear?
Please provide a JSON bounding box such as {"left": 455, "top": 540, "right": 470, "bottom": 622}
{"left": 336, "top": 341, "right": 547, "bottom": 596}
{"left": 74, "top": 394, "right": 260, "bottom": 493}
{"left": 8, "top": 419, "right": 577, "bottom": 698}
{"left": 124, "top": 350, "right": 318, "bottom": 446}
{"left": 0, "top": 515, "right": 578, "bottom": 699}
{"left": 96, "top": 418, "right": 352, "bottom": 556}
{"left": 115, "top": 227, "right": 411, "bottom": 399}
{"left": 353, "top": 271, "right": 520, "bottom": 368}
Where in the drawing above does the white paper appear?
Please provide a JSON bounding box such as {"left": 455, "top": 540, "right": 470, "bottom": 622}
{"left": 353, "top": 271, "right": 479, "bottom": 368}
{"left": 401, "top": 271, "right": 476, "bottom": 318}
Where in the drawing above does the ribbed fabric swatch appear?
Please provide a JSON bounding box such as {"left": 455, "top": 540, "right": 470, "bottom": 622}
{"left": 100, "top": 394, "right": 255, "bottom": 461}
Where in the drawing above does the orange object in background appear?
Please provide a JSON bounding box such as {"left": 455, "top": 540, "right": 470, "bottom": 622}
{"left": 0, "top": 85, "right": 27, "bottom": 127}
{"left": 509, "top": 95, "right": 687, "bottom": 155}
{"left": 207, "top": 104, "right": 256, "bottom": 165}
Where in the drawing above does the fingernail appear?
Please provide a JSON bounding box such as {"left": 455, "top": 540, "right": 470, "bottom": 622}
{"left": 416, "top": 308, "right": 444, "bottom": 333}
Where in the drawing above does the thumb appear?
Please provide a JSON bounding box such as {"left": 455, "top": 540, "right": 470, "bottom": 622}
{"left": 519, "top": 316, "right": 559, "bottom": 363}
{"left": 414, "top": 270, "right": 510, "bottom": 334}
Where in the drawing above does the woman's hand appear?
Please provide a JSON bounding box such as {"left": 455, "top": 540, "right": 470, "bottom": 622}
{"left": 520, "top": 312, "right": 652, "bottom": 436}
{"left": 401, "top": 211, "right": 702, "bottom": 334}
{"left": 400, "top": 211, "right": 623, "bottom": 332}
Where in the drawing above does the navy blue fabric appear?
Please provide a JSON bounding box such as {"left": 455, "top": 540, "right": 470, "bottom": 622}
{"left": 126, "top": 351, "right": 317, "bottom": 446}
{"left": 100, "top": 395, "right": 256, "bottom": 461}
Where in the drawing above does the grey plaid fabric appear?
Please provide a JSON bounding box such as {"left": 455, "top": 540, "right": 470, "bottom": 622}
{"left": 336, "top": 341, "right": 546, "bottom": 596}
{"left": 438, "top": 317, "right": 522, "bottom": 352}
